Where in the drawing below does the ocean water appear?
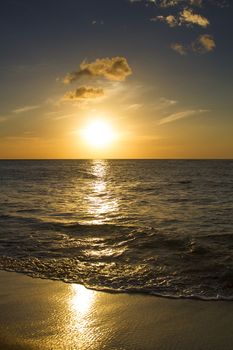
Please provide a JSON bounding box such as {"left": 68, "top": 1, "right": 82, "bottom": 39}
{"left": 0, "top": 159, "right": 233, "bottom": 300}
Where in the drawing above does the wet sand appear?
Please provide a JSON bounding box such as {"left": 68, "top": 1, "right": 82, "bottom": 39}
{"left": 0, "top": 270, "right": 233, "bottom": 350}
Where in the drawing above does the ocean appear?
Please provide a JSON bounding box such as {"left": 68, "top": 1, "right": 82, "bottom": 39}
{"left": 0, "top": 159, "right": 232, "bottom": 300}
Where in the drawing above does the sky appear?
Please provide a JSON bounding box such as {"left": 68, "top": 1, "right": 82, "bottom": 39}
{"left": 0, "top": 0, "right": 232, "bottom": 159}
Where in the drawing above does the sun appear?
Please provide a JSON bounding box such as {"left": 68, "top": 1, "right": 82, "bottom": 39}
{"left": 81, "top": 120, "right": 115, "bottom": 148}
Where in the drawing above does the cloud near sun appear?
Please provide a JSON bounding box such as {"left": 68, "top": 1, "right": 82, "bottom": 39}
{"left": 62, "top": 87, "right": 105, "bottom": 101}
{"left": 62, "top": 56, "right": 132, "bottom": 102}
{"left": 63, "top": 57, "right": 132, "bottom": 84}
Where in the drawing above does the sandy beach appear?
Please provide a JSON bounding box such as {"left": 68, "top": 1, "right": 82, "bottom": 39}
{"left": 0, "top": 270, "right": 233, "bottom": 350}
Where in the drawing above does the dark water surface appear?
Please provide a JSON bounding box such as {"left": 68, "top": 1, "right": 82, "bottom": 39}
{"left": 0, "top": 160, "right": 233, "bottom": 300}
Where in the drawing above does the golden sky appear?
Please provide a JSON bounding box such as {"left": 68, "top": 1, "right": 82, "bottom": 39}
{"left": 0, "top": 0, "right": 232, "bottom": 159}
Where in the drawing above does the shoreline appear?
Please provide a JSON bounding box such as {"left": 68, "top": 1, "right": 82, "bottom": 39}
{"left": 1, "top": 268, "right": 232, "bottom": 302}
{"left": 1, "top": 271, "right": 233, "bottom": 349}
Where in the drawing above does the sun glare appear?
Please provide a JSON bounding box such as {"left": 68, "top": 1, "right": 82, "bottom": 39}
{"left": 81, "top": 120, "right": 115, "bottom": 148}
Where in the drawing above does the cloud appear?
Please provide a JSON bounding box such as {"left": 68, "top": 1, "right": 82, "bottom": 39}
{"left": 62, "top": 86, "right": 105, "bottom": 101}
{"left": 91, "top": 20, "right": 104, "bottom": 25}
{"left": 53, "top": 113, "right": 78, "bottom": 121}
{"left": 157, "top": 97, "right": 178, "bottom": 108}
{"left": 159, "top": 109, "right": 209, "bottom": 124}
{"left": 171, "top": 43, "right": 187, "bottom": 55}
{"left": 154, "top": 9, "right": 209, "bottom": 28}
{"left": 12, "top": 105, "right": 40, "bottom": 114}
{"left": 130, "top": 0, "right": 197, "bottom": 6}
{"left": 152, "top": 15, "right": 178, "bottom": 27}
{"left": 63, "top": 57, "right": 132, "bottom": 84}
{"left": 192, "top": 34, "right": 216, "bottom": 53}
{"left": 171, "top": 34, "right": 215, "bottom": 54}
{"left": 125, "top": 103, "right": 143, "bottom": 111}
{"left": 130, "top": 0, "right": 228, "bottom": 7}
{"left": 131, "top": 0, "right": 225, "bottom": 55}
{"left": 180, "top": 9, "right": 209, "bottom": 27}
{"left": 124, "top": 97, "right": 177, "bottom": 114}
{"left": 2, "top": 136, "right": 41, "bottom": 141}
{"left": 158, "top": 0, "right": 203, "bottom": 6}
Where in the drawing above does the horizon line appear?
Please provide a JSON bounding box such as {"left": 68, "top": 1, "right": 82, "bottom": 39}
{"left": 0, "top": 158, "right": 232, "bottom": 161}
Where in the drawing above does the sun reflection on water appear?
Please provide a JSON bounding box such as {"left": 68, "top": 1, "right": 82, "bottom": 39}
{"left": 87, "top": 160, "right": 118, "bottom": 224}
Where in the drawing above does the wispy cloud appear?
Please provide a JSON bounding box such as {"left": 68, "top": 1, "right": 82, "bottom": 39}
{"left": 63, "top": 57, "right": 132, "bottom": 84}
{"left": 2, "top": 136, "right": 41, "bottom": 141}
{"left": 158, "top": 0, "right": 201, "bottom": 7}
{"left": 159, "top": 109, "right": 209, "bottom": 124}
{"left": 171, "top": 42, "right": 187, "bottom": 55}
{"left": 53, "top": 113, "right": 78, "bottom": 121}
{"left": 125, "top": 103, "right": 143, "bottom": 111}
{"left": 123, "top": 97, "right": 177, "bottom": 115}
{"left": 155, "top": 97, "right": 178, "bottom": 109}
{"left": 151, "top": 15, "right": 178, "bottom": 27}
{"left": 91, "top": 20, "right": 104, "bottom": 25}
{"left": 12, "top": 105, "right": 40, "bottom": 114}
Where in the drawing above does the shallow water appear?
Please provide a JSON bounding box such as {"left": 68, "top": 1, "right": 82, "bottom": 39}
{"left": 0, "top": 159, "right": 233, "bottom": 300}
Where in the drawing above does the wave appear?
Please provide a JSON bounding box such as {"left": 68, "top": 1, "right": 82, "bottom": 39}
{"left": 1, "top": 246, "right": 233, "bottom": 302}
{"left": 1, "top": 266, "right": 233, "bottom": 302}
